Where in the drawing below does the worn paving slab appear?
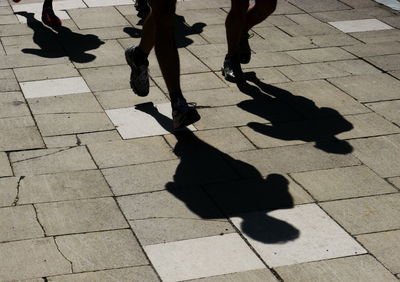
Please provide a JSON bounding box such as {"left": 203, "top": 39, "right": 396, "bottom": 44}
{"left": 13, "top": 63, "right": 80, "bottom": 82}
{"left": 188, "top": 269, "right": 279, "bottom": 282}
{"left": 366, "top": 100, "right": 400, "bottom": 126}
{"left": 0, "top": 177, "right": 18, "bottom": 207}
{"left": 68, "top": 7, "right": 129, "bottom": 29}
{"left": 0, "top": 91, "right": 31, "bottom": 118}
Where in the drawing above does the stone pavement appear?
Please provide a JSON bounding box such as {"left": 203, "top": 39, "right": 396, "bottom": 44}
{"left": 0, "top": 0, "right": 400, "bottom": 280}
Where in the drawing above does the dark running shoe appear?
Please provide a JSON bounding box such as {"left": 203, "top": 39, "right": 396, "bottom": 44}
{"left": 172, "top": 100, "right": 201, "bottom": 130}
{"left": 239, "top": 33, "right": 252, "bottom": 64}
{"left": 42, "top": 8, "right": 62, "bottom": 28}
{"left": 222, "top": 56, "right": 243, "bottom": 83}
{"left": 125, "top": 46, "right": 150, "bottom": 97}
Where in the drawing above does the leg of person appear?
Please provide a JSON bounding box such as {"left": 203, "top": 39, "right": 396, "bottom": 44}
{"left": 151, "top": 0, "right": 200, "bottom": 129}
{"left": 125, "top": 9, "right": 155, "bottom": 96}
{"left": 239, "top": 0, "right": 277, "bottom": 64}
{"left": 222, "top": 0, "right": 249, "bottom": 82}
{"left": 42, "top": 0, "right": 62, "bottom": 27}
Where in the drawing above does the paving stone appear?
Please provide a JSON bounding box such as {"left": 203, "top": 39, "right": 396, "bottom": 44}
{"left": 144, "top": 233, "right": 264, "bottom": 282}
{"left": 28, "top": 93, "right": 103, "bottom": 114}
{"left": 307, "top": 33, "right": 362, "bottom": 47}
{"left": 47, "top": 266, "right": 159, "bottom": 282}
{"left": 0, "top": 177, "right": 17, "bottom": 207}
{"left": 180, "top": 8, "right": 229, "bottom": 26}
{"left": 388, "top": 177, "right": 400, "bottom": 189}
{"left": 72, "top": 39, "right": 126, "bottom": 69}
{"left": 390, "top": 70, "right": 400, "bottom": 79}
{"left": 77, "top": 130, "right": 122, "bottom": 144}
{"left": 321, "top": 193, "right": 400, "bottom": 234}
{"left": 328, "top": 74, "right": 400, "bottom": 102}
{"left": 0, "top": 205, "right": 44, "bottom": 243}
{"left": 365, "top": 54, "right": 400, "bottom": 71}
{"left": 35, "top": 112, "right": 114, "bottom": 136}
{"left": 350, "top": 29, "right": 400, "bottom": 44}
{"left": 230, "top": 143, "right": 360, "bottom": 177}
{"left": 188, "top": 269, "right": 278, "bottom": 282}
{"left": 36, "top": 197, "right": 128, "bottom": 235}
{"left": 0, "top": 14, "right": 19, "bottom": 24}
{"left": 84, "top": 0, "right": 133, "bottom": 7}
{"left": 87, "top": 137, "right": 175, "bottom": 168}
{"left": 14, "top": 63, "right": 79, "bottom": 82}
{"left": 80, "top": 65, "right": 132, "bottom": 92}
{"left": 95, "top": 87, "right": 168, "bottom": 110}
{"left": 313, "top": 7, "right": 393, "bottom": 22}
{"left": 0, "top": 152, "right": 12, "bottom": 177}
{"left": 287, "top": 14, "right": 324, "bottom": 25}
{"left": 0, "top": 23, "right": 33, "bottom": 37}
{"left": 349, "top": 134, "right": 400, "bottom": 178}
{"left": 2, "top": 33, "right": 63, "bottom": 56}
{"left": 154, "top": 72, "right": 226, "bottom": 93}
{"left": 11, "top": 146, "right": 97, "bottom": 176}
{"left": 55, "top": 229, "right": 148, "bottom": 272}
{"left": 249, "top": 36, "right": 317, "bottom": 53}
{"left": 381, "top": 15, "right": 400, "bottom": 29}
{"left": 288, "top": 0, "right": 351, "bottom": 12}
{"left": 329, "top": 19, "right": 393, "bottom": 33}
{"left": 68, "top": 7, "right": 129, "bottom": 29}
{"left": 343, "top": 41, "right": 400, "bottom": 57}
{"left": 357, "top": 230, "right": 400, "bottom": 274}
{"left": 0, "top": 92, "right": 30, "bottom": 118}
{"left": 0, "top": 238, "right": 71, "bottom": 281}
{"left": 0, "top": 116, "right": 44, "bottom": 152}
{"left": 275, "top": 255, "right": 397, "bottom": 282}
{"left": 278, "top": 22, "right": 341, "bottom": 36}
{"left": 242, "top": 67, "right": 291, "bottom": 84}
{"left": 366, "top": 100, "right": 400, "bottom": 126}
{"left": 331, "top": 0, "right": 378, "bottom": 8}
{"left": 326, "top": 59, "right": 382, "bottom": 75}
{"left": 20, "top": 77, "right": 91, "bottom": 99}
{"left": 182, "top": 87, "right": 248, "bottom": 108}
{"left": 277, "top": 62, "right": 348, "bottom": 81}
{"left": 0, "top": 77, "right": 19, "bottom": 92}
{"left": 291, "top": 165, "right": 397, "bottom": 201}
{"left": 19, "top": 170, "right": 112, "bottom": 204}
{"left": 286, "top": 47, "right": 355, "bottom": 63}
{"left": 43, "top": 135, "right": 78, "bottom": 148}
{"left": 0, "top": 53, "right": 68, "bottom": 69}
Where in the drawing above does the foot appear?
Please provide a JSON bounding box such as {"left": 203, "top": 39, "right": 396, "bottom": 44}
{"left": 42, "top": 8, "right": 62, "bottom": 28}
{"left": 125, "top": 46, "right": 150, "bottom": 97}
{"left": 222, "top": 56, "right": 243, "bottom": 83}
{"left": 239, "top": 33, "right": 251, "bottom": 64}
{"left": 172, "top": 99, "right": 201, "bottom": 130}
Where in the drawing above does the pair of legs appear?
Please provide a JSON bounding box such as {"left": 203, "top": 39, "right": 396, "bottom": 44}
{"left": 13, "top": 0, "right": 61, "bottom": 27}
{"left": 223, "top": 0, "right": 277, "bottom": 82}
{"left": 125, "top": 0, "right": 200, "bottom": 129}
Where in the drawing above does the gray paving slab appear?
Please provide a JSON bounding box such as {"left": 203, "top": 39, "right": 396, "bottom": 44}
{"left": 349, "top": 134, "right": 400, "bottom": 178}
{"left": 18, "top": 170, "right": 112, "bottom": 204}
{"left": 321, "top": 193, "right": 400, "bottom": 234}
{"left": 0, "top": 91, "right": 31, "bottom": 118}
{"left": 70, "top": 26, "right": 132, "bottom": 40}
{"left": 36, "top": 197, "right": 128, "bottom": 235}
{"left": 0, "top": 77, "right": 19, "bottom": 91}
{"left": 328, "top": 74, "right": 400, "bottom": 102}
{"left": 229, "top": 143, "right": 360, "bottom": 177}
{"left": 182, "top": 87, "right": 248, "bottom": 108}
{"left": 87, "top": 137, "right": 175, "bottom": 168}
{"left": 68, "top": 7, "right": 129, "bottom": 29}
{"left": 278, "top": 22, "right": 342, "bottom": 36}
{"left": 0, "top": 177, "right": 17, "bottom": 207}
{"left": 11, "top": 146, "right": 97, "bottom": 176}
{"left": 274, "top": 0, "right": 304, "bottom": 14}
{"left": 47, "top": 266, "right": 159, "bottom": 282}
{"left": 287, "top": 14, "right": 324, "bottom": 25}
{"left": 326, "top": 59, "right": 382, "bottom": 75}
{"left": 366, "top": 100, "right": 400, "bottom": 126}
{"left": 0, "top": 14, "right": 18, "bottom": 24}
{"left": 307, "top": 33, "right": 362, "bottom": 47}
{"left": 176, "top": 0, "right": 230, "bottom": 11}
{"left": 286, "top": 47, "right": 356, "bottom": 63}
{"left": 0, "top": 23, "right": 33, "bottom": 37}
{"left": 14, "top": 63, "right": 79, "bottom": 82}
{"left": 188, "top": 269, "right": 278, "bottom": 282}
{"left": 80, "top": 65, "right": 132, "bottom": 92}
{"left": 291, "top": 165, "right": 397, "bottom": 201}
{"left": 312, "top": 7, "right": 393, "bottom": 22}
{"left": 55, "top": 229, "right": 148, "bottom": 272}
{"left": 275, "top": 255, "right": 397, "bottom": 282}
{"left": 0, "top": 238, "right": 71, "bottom": 281}
{"left": 390, "top": 70, "right": 400, "bottom": 79}
{"left": 350, "top": 29, "right": 400, "bottom": 43}
{"left": 43, "top": 135, "right": 78, "bottom": 148}
{"left": 179, "top": 8, "right": 230, "bottom": 26}
{"left": 365, "top": 54, "right": 400, "bottom": 71}
{"left": 357, "top": 230, "right": 400, "bottom": 274}
{"left": 35, "top": 112, "right": 114, "bottom": 136}
{"left": 277, "top": 62, "right": 349, "bottom": 81}
{"left": 1, "top": 34, "right": 63, "bottom": 56}
{"left": 0, "top": 205, "right": 44, "bottom": 243}
{"left": 388, "top": 177, "right": 400, "bottom": 189}
{"left": 77, "top": 130, "right": 122, "bottom": 144}
{"left": 339, "top": 0, "right": 378, "bottom": 8}
{"left": 343, "top": 41, "right": 400, "bottom": 57}
{"left": 0, "top": 152, "right": 12, "bottom": 177}
{"left": 381, "top": 15, "right": 400, "bottom": 29}
{"left": 288, "top": 0, "right": 351, "bottom": 12}
{"left": 0, "top": 53, "right": 68, "bottom": 69}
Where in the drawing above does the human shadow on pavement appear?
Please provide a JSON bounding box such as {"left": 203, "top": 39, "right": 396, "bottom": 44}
{"left": 15, "top": 12, "right": 104, "bottom": 63}
{"left": 236, "top": 72, "right": 354, "bottom": 154}
{"left": 136, "top": 102, "right": 300, "bottom": 244}
{"left": 123, "top": 14, "right": 206, "bottom": 48}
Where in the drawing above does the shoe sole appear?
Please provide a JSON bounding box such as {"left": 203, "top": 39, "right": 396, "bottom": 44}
{"left": 125, "top": 49, "right": 149, "bottom": 97}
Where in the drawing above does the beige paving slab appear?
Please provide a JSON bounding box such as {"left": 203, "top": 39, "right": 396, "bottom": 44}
{"left": 388, "top": 177, "right": 400, "bottom": 189}
{"left": 329, "top": 74, "right": 400, "bottom": 102}
{"left": 288, "top": 0, "right": 351, "bottom": 12}
{"left": 68, "top": 6, "right": 129, "bottom": 29}
{"left": 84, "top": 0, "right": 133, "bottom": 7}
{"left": 0, "top": 92, "right": 30, "bottom": 118}
{"left": 28, "top": 92, "right": 103, "bottom": 114}
{"left": 0, "top": 237, "right": 71, "bottom": 281}
{"left": 286, "top": 47, "right": 356, "bottom": 63}
{"left": 277, "top": 62, "right": 348, "bottom": 81}
{"left": 327, "top": 59, "right": 382, "bottom": 75}
{"left": 80, "top": 65, "right": 132, "bottom": 92}
{"left": 35, "top": 112, "right": 114, "bottom": 136}
{"left": 365, "top": 54, "right": 400, "bottom": 71}
{"left": 1, "top": 33, "right": 63, "bottom": 56}
{"left": 278, "top": 22, "right": 341, "bottom": 37}
{"left": 349, "top": 134, "right": 400, "bottom": 178}
{"left": 0, "top": 177, "right": 18, "bottom": 207}
{"left": 275, "top": 255, "right": 397, "bottom": 282}
{"left": 188, "top": 269, "right": 278, "bottom": 282}
{"left": 19, "top": 170, "right": 112, "bottom": 204}
{"left": 242, "top": 67, "right": 291, "bottom": 84}
{"left": 357, "top": 230, "right": 400, "bottom": 274}
{"left": 0, "top": 205, "right": 44, "bottom": 243}
{"left": 55, "top": 229, "right": 148, "bottom": 272}
{"left": 313, "top": 6, "right": 392, "bottom": 22}
{"left": 0, "top": 77, "right": 19, "bottom": 91}
{"left": 43, "top": 135, "right": 79, "bottom": 148}
{"left": 390, "top": 70, "right": 400, "bottom": 79}
{"left": 0, "top": 53, "right": 68, "bottom": 69}
{"left": 11, "top": 146, "right": 97, "bottom": 176}
{"left": 14, "top": 63, "right": 80, "bottom": 82}
{"left": 77, "top": 130, "right": 122, "bottom": 144}
{"left": 181, "top": 87, "right": 247, "bottom": 108}
{"left": 321, "top": 193, "right": 400, "bottom": 235}
{"left": 144, "top": 233, "right": 265, "bottom": 282}
{"left": 343, "top": 41, "right": 400, "bottom": 57}
{"left": 47, "top": 266, "right": 159, "bottom": 282}
{"left": 291, "top": 165, "right": 397, "bottom": 201}
{"left": 73, "top": 26, "right": 132, "bottom": 40}
{"left": 0, "top": 23, "right": 33, "bottom": 37}
{"left": 0, "top": 152, "right": 12, "bottom": 176}
{"left": 307, "top": 33, "right": 361, "bottom": 47}
{"left": 249, "top": 36, "right": 317, "bottom": 53}
{"left": 350, "top": 29, "right": 400, "bottom": 44}
{"left": 36, "top": 197, "right": 128, "bottom": 235}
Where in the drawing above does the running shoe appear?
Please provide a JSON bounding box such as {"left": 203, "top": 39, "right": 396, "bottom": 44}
{"left": 125, "top": 46, "right": 150, "bottom": 97}
{"left": 222, "top": 56, "right": 243, "bottom": 83}
{"left": 172, "top": 99, "right": 201, "bottom": 130}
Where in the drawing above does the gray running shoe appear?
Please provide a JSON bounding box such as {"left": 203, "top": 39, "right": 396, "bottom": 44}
{"left": 172, "top": 100, "right": 201, "bottom": 130}
{"left": 125, "top": 46, "right": 149, "bottom": 96}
